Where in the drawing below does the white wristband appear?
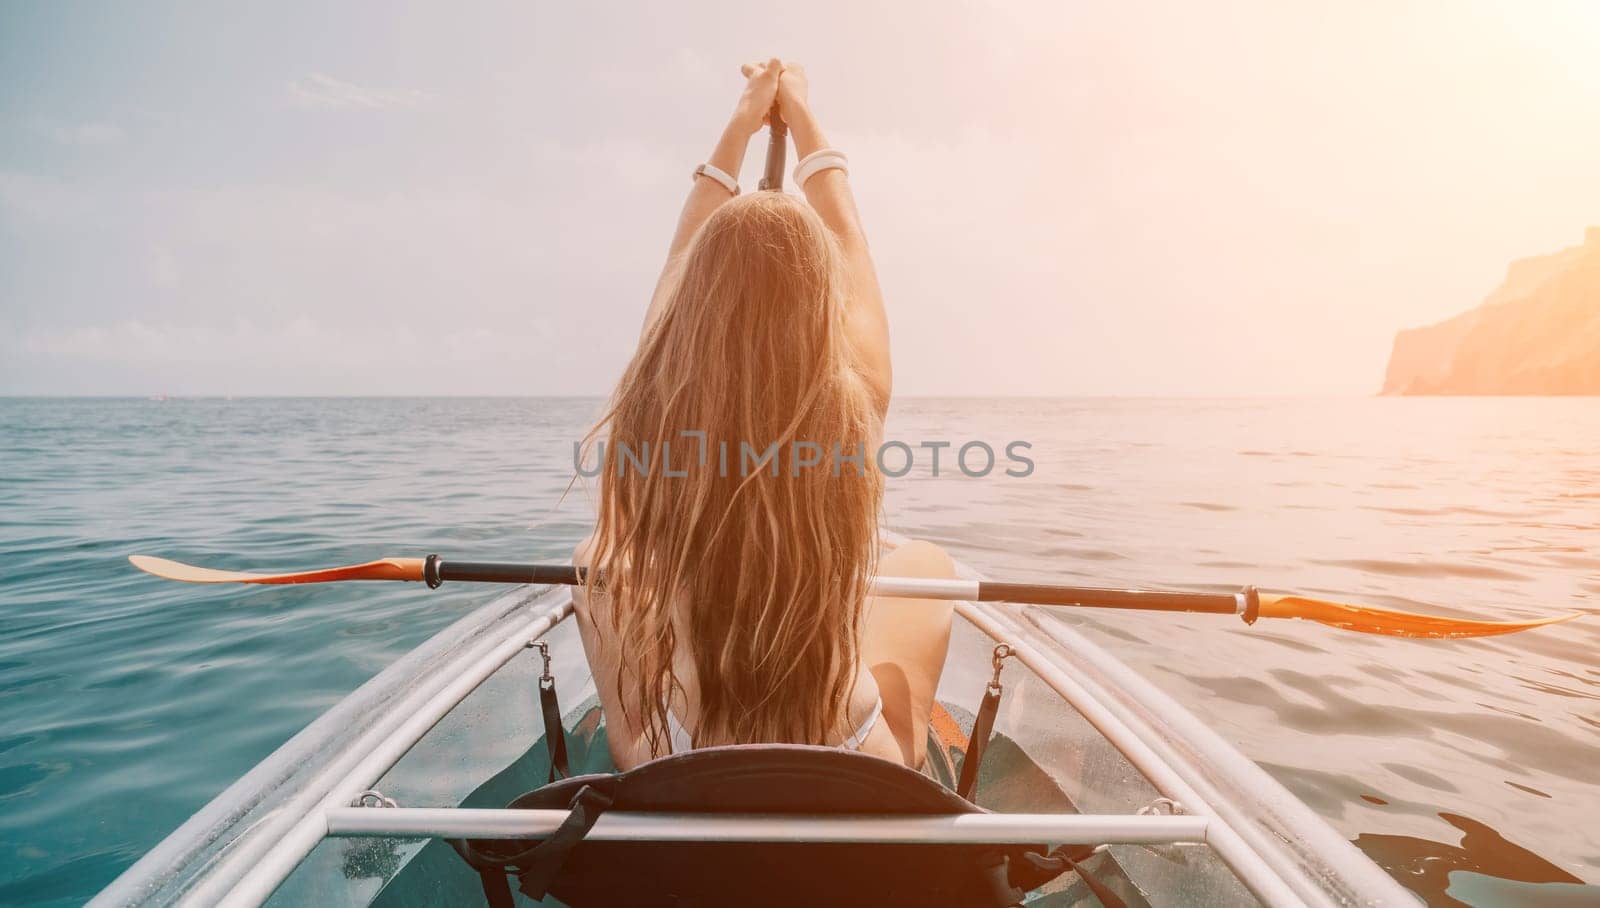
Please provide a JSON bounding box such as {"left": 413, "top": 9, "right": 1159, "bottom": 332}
{"left": 793, "top": 149, "right": 849, "bottom": 188}
{"left": 692, "top": 162, "right": 739, "bottom": 195}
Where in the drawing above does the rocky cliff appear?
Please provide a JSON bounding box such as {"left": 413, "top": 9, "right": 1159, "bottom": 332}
{"left": 1381, "top": 227, "right": 1600, "bottom": 395}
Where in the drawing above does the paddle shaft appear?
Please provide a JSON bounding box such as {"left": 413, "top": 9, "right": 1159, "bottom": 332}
{"left": 758, "top": 102, "right": 786, "bottom": 191}
{"left": 424, "top": 557, "right": 1258, "bottom": 621}
{"left": 982, "top": 580, "right": 1251, "bottom": 618}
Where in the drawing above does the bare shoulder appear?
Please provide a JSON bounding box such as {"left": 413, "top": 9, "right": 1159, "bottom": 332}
{"left": 880, "top": 538, "right": 955, "bottom": 576}
{"left": 570, "top": 535, "right": 606, "bottom": 623}
{"left": 569, "top": 534, "right": 621, "bottom": 673}
{"left": 567, "top": 533, "right": 644, "bottom": 768}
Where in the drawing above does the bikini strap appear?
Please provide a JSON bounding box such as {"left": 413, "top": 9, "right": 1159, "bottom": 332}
{"left": 841, "top": 696, "right": 884, "bottom": 751}
{"left": 664, "top": 704, "right": 693, "bottom": 755}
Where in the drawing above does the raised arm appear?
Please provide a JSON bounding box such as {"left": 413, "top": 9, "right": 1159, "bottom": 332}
{"left": 777, "top": 64, "right": 892, "bottom": 412}
{"left": 640, "top": 59, "right": 783, "bottom": 342}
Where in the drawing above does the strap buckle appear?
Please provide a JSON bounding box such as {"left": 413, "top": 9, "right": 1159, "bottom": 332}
{"left": 530, "top": 640, "right": 554, "bottom": 690}
{"left": 988, "top": 643, "right": 1014, "bottom": 696}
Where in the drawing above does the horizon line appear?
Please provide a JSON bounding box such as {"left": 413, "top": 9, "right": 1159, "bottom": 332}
{"left": 7, "top": 392, "right": 1577, "bottom": 401}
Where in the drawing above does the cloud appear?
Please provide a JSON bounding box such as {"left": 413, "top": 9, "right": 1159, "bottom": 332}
{"left": 144, "top": 244, "right": 180, "bottom": 289}
{"left": 0, "top": 170, "right": 104, "bottom": 225}
{"left": 53, "top": 121, "right": 126, "bottom": 145}
{"left": 0, "top": 315, "right": 558, "bottom": 395}
{"left": 286, "top": 73, "right": 437, "bottom": 111}
{"left": 17, "top": 119, "right": 126, "bottom": 146}
{"left": 10, "top": 316, "right": 544, "bottom": 365}
{"left": 0, "top": 153, "right": 651, "bottom": 394}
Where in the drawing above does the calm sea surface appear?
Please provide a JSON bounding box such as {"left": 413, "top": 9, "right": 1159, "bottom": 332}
{"left": 0, "top": 397, "right": 1595, "bottom": 906}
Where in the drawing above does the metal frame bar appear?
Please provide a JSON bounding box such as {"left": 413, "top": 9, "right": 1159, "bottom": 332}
{"left": 183, "top": 596, "right": 576, "bottom": 907}
{"left": 957, "top": 599, "right": 1411, "bottom": 907}
{"left": 955, "top": 601, "right": 1306, "bottom": 906}
{"left": 91, "top": 584, "right": 572, "bottom": 908}
{"left": 324, "top": 808, "right": 1210, "bottom": 844}
{"left": 1015, "top": 608, "right": 1411, "bottom": 904}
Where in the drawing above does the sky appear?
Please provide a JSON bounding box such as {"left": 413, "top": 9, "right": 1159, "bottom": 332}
{"left": 2, "top": 1, "right": 1599, "bottom": 396}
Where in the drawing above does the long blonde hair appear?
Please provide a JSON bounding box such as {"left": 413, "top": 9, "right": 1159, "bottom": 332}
{"left": 582, "top": 192, "right": 884, "bottom": 756}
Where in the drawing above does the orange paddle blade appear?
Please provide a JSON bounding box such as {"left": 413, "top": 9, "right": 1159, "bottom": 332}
{"left": 1259, "top": 593, "right": 1581, "bottom": 639}
{"left": 128, "top": 555, "right": 425, "bottom": 585}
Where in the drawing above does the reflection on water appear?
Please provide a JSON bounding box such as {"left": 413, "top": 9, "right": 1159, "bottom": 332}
{"left": 1356, "top": 813, "right": 1588, "bottom": 907}
{"left": 0, "top": 396, "right": 1594, "bottom": 905}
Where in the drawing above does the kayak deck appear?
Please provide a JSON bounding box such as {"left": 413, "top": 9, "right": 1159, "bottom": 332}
{"left": 92, "top": 551, "right": 1413, "bottom": 907}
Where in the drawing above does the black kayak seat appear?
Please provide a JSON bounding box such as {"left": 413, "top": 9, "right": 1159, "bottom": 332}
{"left": 449, "top": 743, "right": 1090, "bottom": 907}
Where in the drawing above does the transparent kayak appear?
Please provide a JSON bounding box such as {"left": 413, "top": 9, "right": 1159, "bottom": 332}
{"left": 91, "top": 548, "right": 1415, "bottom": 907}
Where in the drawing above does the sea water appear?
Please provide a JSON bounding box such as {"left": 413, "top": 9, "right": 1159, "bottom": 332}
{"left": 0, "top": 396, "right": 1594, "bottom": 906}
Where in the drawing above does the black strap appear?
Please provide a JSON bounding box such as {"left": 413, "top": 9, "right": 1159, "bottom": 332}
{"left": 448, "top": 784, "right": 613, "bottom": 905}
{"left": 957, "top": 683, "right": 1001, "bottom": 801}
{"left": 471, "top": 863, "right": 515, "bottom": 908}
{"left": 447, "top": 840, "right": 518, "bottom": 908}
{"left": 540, "top": 678, "right": 570, "bottom": 782}
{"left": 514, "top": 784, "right": 613, "bottom": 900}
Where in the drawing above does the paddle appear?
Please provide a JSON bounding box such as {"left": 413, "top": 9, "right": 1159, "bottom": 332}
{"left": 127, "top": 554, "right": 1578, "bottom": 639}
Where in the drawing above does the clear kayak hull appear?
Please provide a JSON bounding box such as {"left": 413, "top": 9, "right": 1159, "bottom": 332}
{"left": 93, "top": 547, "right": 1414, "bottom": 907}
